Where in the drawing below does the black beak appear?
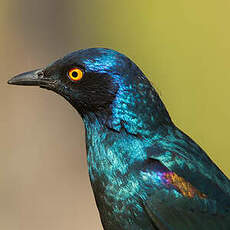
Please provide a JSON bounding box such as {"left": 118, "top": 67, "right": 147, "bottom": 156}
{"left": 8, "top": 68, "right": 46, "bottom": 86}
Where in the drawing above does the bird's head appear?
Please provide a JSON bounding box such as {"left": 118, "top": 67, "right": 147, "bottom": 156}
{"left": 8, "top": 48, "right": 171, "bottom": 135}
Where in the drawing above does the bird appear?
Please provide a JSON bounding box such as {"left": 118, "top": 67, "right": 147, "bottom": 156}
{"left": 8, "top": 48, "right": 230, "bottom": 230}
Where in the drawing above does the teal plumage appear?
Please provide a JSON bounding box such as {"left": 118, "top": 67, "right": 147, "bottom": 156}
{"left": 8, "top": 48, "right": 230, "bottom": 229}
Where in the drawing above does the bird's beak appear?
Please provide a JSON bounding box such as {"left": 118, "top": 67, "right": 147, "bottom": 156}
{"left": 8, "top": 68, "right": 47, "bottom": 87}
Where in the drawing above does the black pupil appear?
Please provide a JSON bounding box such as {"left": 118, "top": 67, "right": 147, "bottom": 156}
{"left": 72, "top": 71, "right": 78, "bottom": 78}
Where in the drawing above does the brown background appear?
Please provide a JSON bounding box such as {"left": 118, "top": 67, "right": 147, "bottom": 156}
{"left": 1, "top": 0, "right": 230, "bottom": 229}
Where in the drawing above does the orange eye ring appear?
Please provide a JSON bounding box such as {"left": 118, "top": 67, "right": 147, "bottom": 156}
{"left": 68, "top": 68, "right": 83, "bottom": 81}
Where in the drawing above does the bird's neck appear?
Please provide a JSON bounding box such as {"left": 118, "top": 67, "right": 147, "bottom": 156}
{"left": 82, "top": 79, "right": 172, "bottom": 137}
{"left": 82, "top": 86, "right": 172, "bottom": 184}
{"left": 82, "top": 114, "right": 167, "bottom": 230}
{"left": 83, "top": 118, "right": 146, "bottom": 215}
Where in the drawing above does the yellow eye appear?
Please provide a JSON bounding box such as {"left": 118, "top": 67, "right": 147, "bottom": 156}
{"left": 68, "top": 68, "right": 83, "bottom": 81}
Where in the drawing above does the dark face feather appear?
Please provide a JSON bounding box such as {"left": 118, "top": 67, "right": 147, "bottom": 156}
{"left": 40, "top": 48, "right": 139, "bottom": 117}
{"left": 43, "top": 60, "right": 118, "bottom": 116}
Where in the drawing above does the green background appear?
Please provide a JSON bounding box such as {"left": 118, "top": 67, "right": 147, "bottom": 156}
{"left": 1, "top": 1, "right": 230, "bottom": 229}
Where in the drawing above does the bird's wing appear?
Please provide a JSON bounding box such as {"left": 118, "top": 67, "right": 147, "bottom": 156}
{"left": 146, "top": 127, "right": 230, "bottom": 202}
{"left": 144, "top": 188, "right": 230, "bottom": 230}
{"left": 142, "top": 127, "right": 230, "bottom": 229}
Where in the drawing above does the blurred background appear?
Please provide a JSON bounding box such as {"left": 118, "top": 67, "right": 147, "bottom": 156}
{"left": 1, "top": 0, "right": 230, "bottom": 229}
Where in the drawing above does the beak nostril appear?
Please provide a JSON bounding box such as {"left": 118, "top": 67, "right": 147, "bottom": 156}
{"left": 37, "top": 71, "right": 43, "bottom": 77}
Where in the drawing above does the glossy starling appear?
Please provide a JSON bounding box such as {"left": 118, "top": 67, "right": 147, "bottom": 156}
{"left": 8, "top": 48, "right": 230, "bottom": 229}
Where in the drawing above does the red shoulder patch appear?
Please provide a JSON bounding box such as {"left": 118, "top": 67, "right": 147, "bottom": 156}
{"left": 163, "top": 172, "right": 207, "bottom": 199}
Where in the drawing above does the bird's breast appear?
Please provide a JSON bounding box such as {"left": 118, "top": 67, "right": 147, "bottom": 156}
{"left": 84, "top": 125, "right": 156, "bottom": 229}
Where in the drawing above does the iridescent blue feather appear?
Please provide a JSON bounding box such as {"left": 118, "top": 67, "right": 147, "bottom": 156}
{"left": 9, "top": 48, "right": 230, "bottom": 230}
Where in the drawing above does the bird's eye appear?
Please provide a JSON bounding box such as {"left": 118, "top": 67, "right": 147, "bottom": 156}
{"left": 68, "top": 68, "right": 83, "bottom": 81}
